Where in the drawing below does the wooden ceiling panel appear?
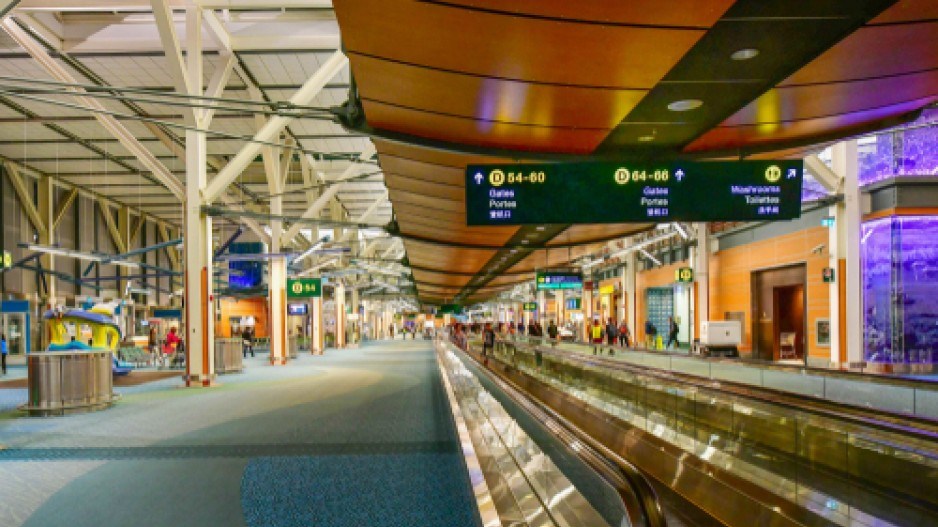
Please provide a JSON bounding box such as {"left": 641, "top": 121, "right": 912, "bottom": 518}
{"left": 433, "top": 1, "right": 734, "bottom": 27}
{"left": 379, "top": 155, "right": 464, "bottom": 186}
{"left": 385, "top": 172, "right": 463, "bottom": 202}
{"left": 869, "top": 0, "right": 938, "bottom": 24}
{"left": 547, "top": 224, "right": 651, "bottom": 246}
{"left": 781, "top": 23, "right": 938, "bottom": 86}
{"left": 363, "top": 99, "right": 610, "bottom": 154}
{"left": 335, "top": 0, "right": 706, "bottom": 89}
{"left": 349, "top": 53, "right": 647, "bottom": 129}
{"left": 685, "top": 95, "right": 937, "bottom": 153}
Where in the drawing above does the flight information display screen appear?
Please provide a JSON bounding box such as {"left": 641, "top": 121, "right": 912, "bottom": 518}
{"left": 465, "top": 160, "right": 803, "bottom": 225}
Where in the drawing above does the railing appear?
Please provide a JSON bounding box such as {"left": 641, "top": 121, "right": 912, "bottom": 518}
{"left": 492, "top": 338, "right": 938, "bottom": 527}
{"left": 438, "top": 337, "right": 666, "bottom": 527}
{"left": 512, "top": 334, "right": 938, "bottom": 419}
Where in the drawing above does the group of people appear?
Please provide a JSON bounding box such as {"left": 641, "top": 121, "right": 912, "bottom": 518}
{"left": 589, "top": 316, "right": 680, "bottom": 351}
{"left": 147, "top": 326, "right": 184, "bottom": 366}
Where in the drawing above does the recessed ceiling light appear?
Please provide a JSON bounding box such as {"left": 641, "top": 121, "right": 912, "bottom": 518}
{"left": 638, "top": 135, "right": 655, "bottom": 142}
{"left": 521, "top": 240, "right": 529, "bottom": 245}
{"left": 535, "top": 226, "right": 545, "bottom": 231}
{"left": 731, "top": 48, "right": 759, "bottom": 61}
{"left": 668, "top": 99, "right": 703, "bottom": 112}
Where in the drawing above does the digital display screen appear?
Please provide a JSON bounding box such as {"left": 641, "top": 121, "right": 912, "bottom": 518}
{"left": 465, "top": 160, "right": 803, "bottom": 225}
{"left": 287, "top": 303, "right": 308, "bottom": 316}
{"left": 536, "top": 272, "right": 583, "bottom": 290}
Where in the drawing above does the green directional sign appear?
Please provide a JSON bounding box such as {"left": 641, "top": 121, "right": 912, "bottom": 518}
{"left": 466, "top": 160, "right": 803, "bottom": 225}
{"left": 523, "top": 302, "right": 537, "bottom": 312}
{"left": 438, "top": 304, "right": 463, "bottom": 315}
{"left": 675, "top": 267, "right": 694, "bottom": 283}
{"left": 286, "top": 277, "right": 321, "bottom": 298}
{"left": 536, "top": 271, "right": 583, "bottom": 290}
{"left": 1, "top": 250, "right": 11, "bottom": 269}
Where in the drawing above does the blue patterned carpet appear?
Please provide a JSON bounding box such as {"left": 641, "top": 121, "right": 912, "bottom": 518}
{"left": 0, "top": 340, "right": 480, "bottom": 527}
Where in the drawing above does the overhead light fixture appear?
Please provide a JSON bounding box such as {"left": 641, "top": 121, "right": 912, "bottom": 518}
{"left": 638, "top": 135, "right": 655, "bottom": 142}
{"left": 667, "top": 99, "right": 703, "bottom": 112}
{"left": 535, "top": 226, "right": 546, "bottom": 231}
{"left": 112, "top": 260, "right": 141, "bottom": 269}
{"left": 293, "top": 235, "right": 331, "bottom": 263}
{"left": 25, "top": 244, "right": 104, "bottom": 262}
{"left": 731, "top": 48, "right": 759, "bottom": 61}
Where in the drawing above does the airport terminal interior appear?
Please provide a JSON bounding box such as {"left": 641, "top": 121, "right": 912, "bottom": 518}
{"left": 0, "top": 1, "right": 937, "bottom": 526}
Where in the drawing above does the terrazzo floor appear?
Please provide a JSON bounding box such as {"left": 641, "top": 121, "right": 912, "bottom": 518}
{"left": 0, "top": 340, "right": 480, "bottom": 527}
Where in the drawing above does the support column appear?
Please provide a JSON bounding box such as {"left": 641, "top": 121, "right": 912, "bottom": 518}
{"left": 350, "top": 287, "right": 360, "bottom": 346}
{"left": 537, "top": 290, "right": 546, "bottom": 328}
{"left": 182, "top": 7, "right": 214, "bottom": 386}
{"left": 625, "top": 253, "right": 637, "bottom": 343}
{"left": 832, "top": 140, "right": 863, "bottom": 367}
{"left": 311, "top": 294, "right": 324, "bottom": 354}
{"left": 694, "top": 223, "right": 710, "bottom": 332}
{"left": 582, "top": 285, "right": 593, "bottom": 342}
{"left": 555, "top": 290, "right": 564, "bottom": 326}
{"left": 36, "top": 175, "right": 56, "bottom": 312}
{"left": 334, "top": 282, "right": 346, "bottom": 348}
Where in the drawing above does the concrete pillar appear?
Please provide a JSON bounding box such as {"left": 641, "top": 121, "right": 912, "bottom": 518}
{"left": 619, "top": 266, "right": 627, "bottom": 326}
{"left": 832, "top": 140, "right": 863, "bottom": 367}
{"left": 178, "top": 8, "right": 215, "bottom": 385}
{"left": 537, "top": 290, "right": 546, "bottom": 328}
{"left": 694, "top": 223, "right": 710, "bottom": 329}
{"left": 311, "top": 294, "right": 323, "bottom": 354}
{"left": 334, "top": 282, "right": 345, "bottom": 348}
{"left": 625, "top": 254, "right": 637, "bottom": 343}
{"left": 555, "top": 290, "right": 564, "bottom": 326}
{"left": 582, "top": 286, "right": 593, "bottom": 341}
{"left": 350, "top": 288, "right": 360, "bottom": 345}
{"left": 36, "top": 175, "right": 56, "bottom": 312}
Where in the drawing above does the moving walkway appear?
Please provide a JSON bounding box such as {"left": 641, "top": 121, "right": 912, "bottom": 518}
{"left": 462, "top": 336, "right": 938, "bottom": 527}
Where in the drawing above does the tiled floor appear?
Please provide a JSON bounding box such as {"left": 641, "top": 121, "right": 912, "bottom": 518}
{"left": 0, "top": 340, "right": 480, "bottom": 527}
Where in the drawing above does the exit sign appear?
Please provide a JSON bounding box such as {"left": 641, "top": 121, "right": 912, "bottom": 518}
{"left": 287, "top": 277, "right": 321, "bottom": 298}
{"left": 523, "top": 302, "right": 537, "bottom": 312}
{"left": 675, "top": 267, "right": 694, "bottom": 283}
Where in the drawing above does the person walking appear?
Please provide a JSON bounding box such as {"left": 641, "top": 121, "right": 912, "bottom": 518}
{"left": 591, "top": 319, "right": 603, "bottom": 354}
{"left": 547, "top": 320, "right": 558, "bottom": 340}
{"left": 605, "top": 318, "right": 618, "bottom": 346}
{"left": 242, "top": 326, "right": 255, "bottom": 358}
{"left": 643, "top": 320, "right": 656, "bottom": 349}
{"left": 666, "top": 316, "right": 680, "bottom": 350}
{"left": 1, "top": 333, "right": 7, "bottom": 375}
{"left": 618, "top": 321, "right": 631, "bottom": 348}
{"left": 482, "top": 323, "right": 495, "bottom": 365}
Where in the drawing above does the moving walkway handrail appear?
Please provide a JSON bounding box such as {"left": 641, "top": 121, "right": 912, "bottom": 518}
{"left": 448, "top": 339, "right": 668, "bottom": 527}
{"left": 512, "top": 338, "right": 938, "bottom": 443}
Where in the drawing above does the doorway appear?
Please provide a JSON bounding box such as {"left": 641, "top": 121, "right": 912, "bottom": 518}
{"left": 773, "top": 284, "right": 805, "bottom": 362}
{"left": 751, "top": 264, "right": 807, "bottom": 362}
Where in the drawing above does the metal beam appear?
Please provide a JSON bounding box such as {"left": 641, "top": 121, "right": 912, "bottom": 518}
{"left": 804, "top": 154, "right": 842, "bottom": 194}
{"left": 150, "top": 0, "right": 192, "bottom": 109}
{"left": 51, "top": 187, "right": 78, "bottom": 231}
{"left": 4, "top": 161, "right": 46, "bottom": 234}
{"left": 98, "top": 199, "right": 128, "bottom": 253}
{"left": 203, "top": 49, "right": 347, "bottom": 202}
{"left": 1, "top": 18, "right": 186, "bottom": 200}
{"left": 157, "top": 223, "right": 180, "bottom": 270}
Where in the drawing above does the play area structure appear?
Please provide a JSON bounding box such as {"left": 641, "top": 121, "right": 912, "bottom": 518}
{"left": 23, "top": 304, "right": 129, "bottom": 416}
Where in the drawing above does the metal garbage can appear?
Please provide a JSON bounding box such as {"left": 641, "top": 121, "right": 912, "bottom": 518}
{"left": 25, "top": 351, "right": 115, "bottom": 416}
{"left": 214, "top": 339, "right": 244, "bottom": 374}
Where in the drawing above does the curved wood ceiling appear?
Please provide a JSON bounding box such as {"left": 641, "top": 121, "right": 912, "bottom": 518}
{"left": 334, "top": 0, "right": 938, "bottom": 304}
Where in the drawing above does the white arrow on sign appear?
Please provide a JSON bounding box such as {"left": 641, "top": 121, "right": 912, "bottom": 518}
{"left": 474, "top": 172, "right": 484, "bottom": 184}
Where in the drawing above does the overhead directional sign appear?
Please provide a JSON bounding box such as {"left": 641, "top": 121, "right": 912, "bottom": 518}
{"left": 1, "top": 250, "right": 11, "bottom": 269}
{"left": 536, "top": 271, "right": 583, "bottom": 290}
{"left": 466, "top": 160, "right": 803, "bottom": 225}
{"left": 438, "top": 304, "right": 463, "bottom": 315}
{"left": 523, "top": 302, "right": 538, "bottom": 312}
{"left": 675, "top": 267, "right": 694, "bottom": 283}
{"left": 287, "top": 277, "right": 322, "bottom": 298}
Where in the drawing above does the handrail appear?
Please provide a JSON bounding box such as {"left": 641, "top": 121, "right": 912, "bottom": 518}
{"left": 445, "top": 338, "right": 668, "bottom": 527}
{"left": 506, "top": 337, "right": 938, "bottom": 442}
